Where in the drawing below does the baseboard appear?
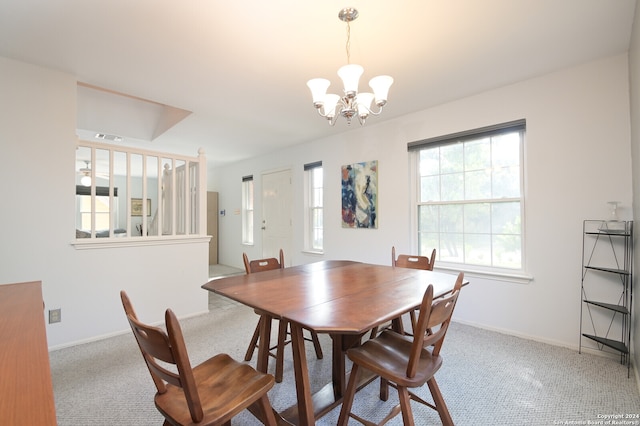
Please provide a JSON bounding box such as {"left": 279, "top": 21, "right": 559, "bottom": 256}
{"left": 48, "top": 309, "right": 210, "bottom": 352}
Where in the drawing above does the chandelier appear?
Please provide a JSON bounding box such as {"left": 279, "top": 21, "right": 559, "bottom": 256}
{"left": 307, "top": 7, "right": 393, "bottom": 126}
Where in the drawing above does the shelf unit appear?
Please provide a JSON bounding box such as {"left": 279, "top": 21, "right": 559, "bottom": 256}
{"left": 579, "top": 220, "right": 633, "bottom": 376}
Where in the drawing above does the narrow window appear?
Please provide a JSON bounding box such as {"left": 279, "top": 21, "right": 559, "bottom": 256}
{"left": 242, "top": 175, "right": 254, "bottom": 245}
{"left": 304, "top": 162, "right": 323, "bottom": 252}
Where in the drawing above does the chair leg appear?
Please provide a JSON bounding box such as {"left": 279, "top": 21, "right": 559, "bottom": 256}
{"left": 408, "top": 310, "right": 417, "bottom": 336}
{"left": 397, "top": 386, "right": 415, "bottom": 426}
{"left": 427, "top": 377, "right": 454, "bottom": 426}
{"left": 252, "top": 394, "right": 278, "bottom": 426}
{"left": 244, "top": 317, "right": 262, "bottom": 361}
{"left": 379, "top": 377, "right": 390, "bottom": 401}
{"left": 309, "top": 330, "right": 323, "bottom": 359}
{"left": 369, "top": 326, "right": 379, "bottom": 339}
{"left": 337, "top": 363, "right": 361, "bottom": 426}
{"left": 274, "top": 319, "right": 289, "bottom": 383}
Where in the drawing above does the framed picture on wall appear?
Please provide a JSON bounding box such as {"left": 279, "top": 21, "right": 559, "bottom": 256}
{"left": 341, "top": 160, "right": 378, "bottom": 229}
{"left": 131, "top": 198, "right": 151, "bottom": 216}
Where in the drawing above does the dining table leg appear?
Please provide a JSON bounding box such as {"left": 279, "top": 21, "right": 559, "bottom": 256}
{"left": 290, "top": 321, "right": 315, "bottom": 425}
{"left": 256, "top": 313, "right": 272, "bottom": 374}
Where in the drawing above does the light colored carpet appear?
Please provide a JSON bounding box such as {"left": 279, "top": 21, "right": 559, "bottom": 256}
{"left": 50, "top": 283, "right": 640, "bottom": 425}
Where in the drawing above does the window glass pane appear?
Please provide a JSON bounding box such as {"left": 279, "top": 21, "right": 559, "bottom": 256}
{"left": 463, "top": 203, "right": 491, "bottom": 234}
{"left": 464, "top": 233, "right": 492, "bottom": 266}
{"left": 439, "top": 144, "right": 463, "bottom": 174}
{"left": 439, "top": 232, "right": 463, "bottom": 263}
{"left": 492, "top": 165, "right": 520, "bottom": 198}
{"left": 493, "top": 234, "right": 521, "bottom": 268}
{"left": 419, "top": 149, "right": 439, "bottom": 176}
{"left": 440, "top": 204, "right": 463, "bottom": 233}
{"left": 492, "top": 202, "right": 521, "bottom": 234}
{"left": 418, "top": 232, "right": 439, "bottom": 257}
{"left": 242, "top": 179, "right": 254, "bottom": 244}
{"left": 464, "top": 138, "right": 490, "bottom": 170}
{"left": 440, "top": 172, "right": 464, "bottom": 201}
{"left": 464, "top": 169, "right": 491, "bottom": 200}
{"left": 418, "top": 205, "right": 438, "bottom": 233}
{"left": 420, "top": 175, "right": 440, "bottom": 202}
{"left": 312, "top": 208, "right": 323, "bottom": 249}
{"left": 492, "top": 133, "right": 520, "bottom": 167}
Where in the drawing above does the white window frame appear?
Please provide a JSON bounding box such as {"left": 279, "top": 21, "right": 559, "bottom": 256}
{"left": 304, "top": 162, "right": 323, "bottom": 253}
{"left": 409, "top": 119, "right": 531, "bottom": 283}
{"left": 242, "top": 175, "right": 254, "bottom": 245}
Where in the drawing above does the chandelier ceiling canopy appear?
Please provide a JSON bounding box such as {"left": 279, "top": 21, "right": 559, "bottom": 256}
{"left": 307, "top": 7, "right": 393, "bottom": 126}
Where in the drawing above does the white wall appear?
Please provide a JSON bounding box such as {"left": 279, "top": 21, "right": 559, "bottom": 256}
{"left": 0, "top": 56, "right": 209, "bottom": 349}
{"left": 628, "top": 1, "right": 640, "bottom": 380}
{"left": 210, "top": 54, "right": 633, "bottom": 350}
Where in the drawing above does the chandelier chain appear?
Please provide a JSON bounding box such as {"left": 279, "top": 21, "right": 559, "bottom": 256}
{"left": 345, "top": 20, "right": 351, "bottom": 64}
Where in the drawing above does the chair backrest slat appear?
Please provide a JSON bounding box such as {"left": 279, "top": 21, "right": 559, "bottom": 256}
{"left": 392, "top": 246, "right": 436, "bottom": 271}
{"left": 406, "top": 272, "right": 463, "bottom": 378}
{"left": 243, "top": 249, "right": 285, "bottom": 274}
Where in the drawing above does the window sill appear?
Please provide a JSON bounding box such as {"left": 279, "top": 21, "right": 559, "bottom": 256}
{"left": 72, "top": 235, "right": 211, "bottom": 250}
{"left": 435, "top": 264, "right": 533, "bottom": 284}
{"left": 302, "top": 249, "right": 324, "bottom": 256}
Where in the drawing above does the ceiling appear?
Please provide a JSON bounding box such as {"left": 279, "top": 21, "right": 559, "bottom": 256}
{"left": 0, "top": 1, "right": 637, "bottom": 169}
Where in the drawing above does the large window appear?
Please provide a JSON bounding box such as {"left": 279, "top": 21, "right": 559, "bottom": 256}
{"left": 242, "top": 175, "right": 254, "bottom": 245}
{"left": 304, "top": 162, "right": 323, "bottom": 252}
{"left": 409, "top": 120, "right": 525, "bottom": 273}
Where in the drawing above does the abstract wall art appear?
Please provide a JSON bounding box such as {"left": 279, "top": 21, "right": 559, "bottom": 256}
{"left": 341, "top": 160, "right": 378, "bottom": 229}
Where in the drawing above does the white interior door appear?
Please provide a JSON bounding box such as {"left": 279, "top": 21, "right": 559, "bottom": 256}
{"left": 261, "top": 169, "right": 292, "bottom": 265}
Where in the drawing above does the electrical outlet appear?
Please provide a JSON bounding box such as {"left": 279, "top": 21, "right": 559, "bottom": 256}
{"left": 49, "top": 308, "right": 61, "bottom": 324}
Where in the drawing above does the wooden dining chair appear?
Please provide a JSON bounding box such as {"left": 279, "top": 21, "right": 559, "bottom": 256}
{"left": 388, "top": 246, "right": 438, "bottom": 336}
{"left": 338, "top": 273, "right": 463, "bottom": 426}
{"left": 370, "top": 246, "right": 438, "bottom": 338}
{"left": 120, "top": 291, "right": 278, "bottom": 426}
{"left": 242, "top": 250, "right": 323, "bottom": 383}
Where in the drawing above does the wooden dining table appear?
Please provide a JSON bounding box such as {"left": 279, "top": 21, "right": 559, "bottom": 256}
{"left": 202, "top": 260, "right": 466, "bottom": 425}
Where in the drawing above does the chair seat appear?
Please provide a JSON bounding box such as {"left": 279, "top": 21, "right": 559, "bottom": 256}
{"left": 155, "top": 353, "right": 275, "bottom": 425}
{"left": 348, "top": 330, "right": 442, "bottom": 388}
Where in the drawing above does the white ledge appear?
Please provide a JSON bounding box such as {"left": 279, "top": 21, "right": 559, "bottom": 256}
{"left": 71, "top": 235, "right": 211, "bottom": 250}
{"left": 435, "top": 264, "right": 533, "bottom": 284}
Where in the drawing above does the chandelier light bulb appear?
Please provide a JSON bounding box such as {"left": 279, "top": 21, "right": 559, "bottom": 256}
{"left": 81, "top": 175, "right": 92, "bottom": 187}
{"left": 337, "top": 64, "right": 364, "bottom": 97}
{"left": 369, "top": 75, "right": 394, "bottom": 106}
{"left": 307, "top": 78, "right": 331, "bottom": 107}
